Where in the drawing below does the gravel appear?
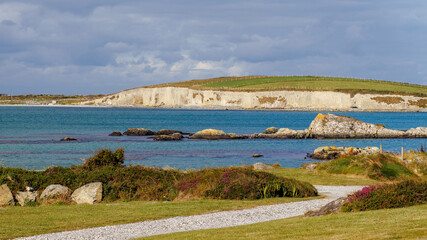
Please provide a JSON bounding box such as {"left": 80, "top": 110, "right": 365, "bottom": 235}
{"left": 16, "top": 185, "right": 364, "bottom": 240}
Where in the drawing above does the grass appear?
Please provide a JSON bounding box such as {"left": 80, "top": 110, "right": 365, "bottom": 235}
{"left": 268, "top": 167, "right": 380, "bottom": 186}
{"left": 0, "top": 196, "right": 320, "bottom": 239}
{"left": 151, "top": 76, "right": 427, "bottom": 97}
{"left": 0, "top": 94, "right": 105, "bottom": 105}
{"left": 140, "top": 204, "right": 427, "bottom": 240}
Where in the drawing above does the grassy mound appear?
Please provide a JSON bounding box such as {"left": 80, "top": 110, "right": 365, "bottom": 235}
{"left": 314, "top": 153, "right": 417, "bottom": 180}
{"left": 152, "top": 75, "right": 427, "bottom": 97}
{"left": 0, "top": 149, "right": 317, "bottom": 202}
{"left": 342, "top": 180, "right": 426, "bottom": 212}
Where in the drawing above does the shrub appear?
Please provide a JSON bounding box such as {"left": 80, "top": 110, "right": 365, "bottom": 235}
{"left": 83, "top": 148, "right": 125, "bottom": 170}
{"left": 176, "top": 167, "right": 317, "bottom": 200}
{"left": 342, "top": 180, "right": 426, "bottom": 212}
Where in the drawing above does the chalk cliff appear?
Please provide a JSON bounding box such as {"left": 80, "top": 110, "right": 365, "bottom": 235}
{"left": 85, "top": 87, "right": 426, "bottom": 111}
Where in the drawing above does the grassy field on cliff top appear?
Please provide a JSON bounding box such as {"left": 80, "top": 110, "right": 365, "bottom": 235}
{"left": 151, "top": 76, "right": 427, "bottom": 96}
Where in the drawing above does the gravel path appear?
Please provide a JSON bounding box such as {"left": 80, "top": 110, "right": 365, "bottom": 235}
{"left": 17, "top": 185, "right": 363, "bottom": 240}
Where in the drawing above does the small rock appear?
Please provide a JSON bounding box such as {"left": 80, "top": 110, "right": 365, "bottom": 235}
{"left": 71, "top": 182, "right": 103, "bottom": 204}
{"left": 40, "top": 184, "right": 71, "bottom": 201}
{"left": 305, "top": 197, "right": 347, "bottom": 216}
{"left": 15, "top": 191, "right": 37, "bottom": 206}
{"left": 109, "top": 131, "right": 122, "bottom": 136}
{"left": 153, "top": 133, "right": 183, "bottom": 141}
{"left": 60, "top": 137, "right": 77, "bottom": 141}
{"left": 123, "top": 128, "right": 154, "bottom": 136}
{"left": 302, "top": 163, "right": 318, "bottom": 171}
{"left": 154, "top": 129, "right": 183, "bottom": 135}
{"left": 0, "top": 184, "right": 14, "bottom": 207}
{"left": 189, "top": 129, "right": 248, "bottom": 140}
{"left": 252, "top": 162, "right": 274, "bottom": 170}
{"left": 263, "top": 127, "right": 278, "bottom": 134}
{"left": 253, "top": 154, "right": 264, "bottom": 158}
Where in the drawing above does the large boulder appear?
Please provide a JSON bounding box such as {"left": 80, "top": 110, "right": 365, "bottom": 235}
{"left": 40, "top": 184, "right": 71, "bottom": 201}
{"left": 154, "top": 129, "right": 183, "bottom": 135}
{"left": 123, "top": 128, "right": 154, "bottom": 136}
{"left": 0, "top": 184, "right": 14, "bottom": 206}
{"left": 252, "top": 162, "right": 274, "bottom": 170}
{"left": 189, "top": 129, "right": 248, "bottom": 140}
{"left": 15, "top": 190, "right": 37, "bottom": 206}
{"left": 71, "top": 182, "right": 102, "bottom": 204}
{"left": 308, "top": 113, "right": 407, "bottom": 138}
{"left": 153, "top": 133, "right": 183, "bottom": 141}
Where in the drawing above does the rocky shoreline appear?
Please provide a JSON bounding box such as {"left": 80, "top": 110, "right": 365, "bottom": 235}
{"left": 108, "top": 113, "right": 427, "bottom": 141}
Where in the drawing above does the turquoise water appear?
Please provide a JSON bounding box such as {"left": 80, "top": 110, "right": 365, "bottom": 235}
{"left": 0, "top": 106, "right": 425, "bottom": 170}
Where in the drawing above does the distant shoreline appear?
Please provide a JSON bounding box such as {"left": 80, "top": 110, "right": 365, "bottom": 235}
{"left": 1, "top": 103, "right": 426, "bottom": 112}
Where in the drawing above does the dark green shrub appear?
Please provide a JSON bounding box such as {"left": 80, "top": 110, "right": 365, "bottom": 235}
{"left": 342, "top": 180, "right": 426, "bottom": 212}
{"left": 83, "top": 148, "right": 124, "bottom": 170}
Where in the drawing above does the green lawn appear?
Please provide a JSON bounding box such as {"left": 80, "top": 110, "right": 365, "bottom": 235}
{"left": 269, "top": 167, "right": 380, "bottom": 186}
{"left": 0, "top": 196, "right": 320, "bottom": 239}
{"left": 152, "top": 76, "right": 427, "bottom": 96}
{"left": 141, "top": 204, "right": 427, "bottom": 240}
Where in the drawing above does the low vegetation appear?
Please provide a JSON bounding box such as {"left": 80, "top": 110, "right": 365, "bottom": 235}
{"left": 141, "top": 204, "right": 427, "bottom": 240}
{"left": 0, "top": 149, "right": 317, "bottom": 202}
{"left": 342, "top": 180, "right": 426, "bottom": 212}
{"left": 0, "top": 94, "right": 104, "bottom": 105}
{"left": 314, "top": 153, "right": 419, "bottom": 181}
{"left": 152, "top": 75, "right": 427, "bottom": 97}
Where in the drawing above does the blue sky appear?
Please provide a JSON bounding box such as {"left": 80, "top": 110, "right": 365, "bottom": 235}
{"left": 1, "top": 0, "right": 427, "bottom": 94}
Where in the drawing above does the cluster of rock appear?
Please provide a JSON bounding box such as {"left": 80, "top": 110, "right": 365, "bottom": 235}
{"left": 109, "top": 128, "right": 185, "bottom": 141}
{"left": 105, "top": 113, "right": 426, "bottom": 141}
{"left": 0, "top": 182, "right": 102, "bottom": 207}
{"left": 307, "top": 146, "right": 381, "bottom": 160}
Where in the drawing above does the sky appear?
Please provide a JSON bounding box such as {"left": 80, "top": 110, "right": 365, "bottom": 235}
{"left": 1, "top": 0, "right": 427, "bottom": 95}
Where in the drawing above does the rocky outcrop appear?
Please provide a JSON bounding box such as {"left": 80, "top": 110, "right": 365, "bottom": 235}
{"left": 308, "top": 146, "right": 381, "bottom": 160}
{"left": 71, "top": 182, "right": 102, "bottom": 204}
{"left": 109, "top": 131, "right": 122, "bottom": 136}
{"left": 153, "top": 133, "right": 183, "bottom": 141}
{"left": 123, "top": 128, "right": 154, "bottom": 136}
{"left": 263, "top": 127, "right": 278, "bottom": 134}
{"left": 252, "top": 162, "right": 274, "bottom": 170}
{"left": 15, "top": 189, "right": 37, "bottom": 206}
{"left": 308, "top": 113, "right": 426, "bottom": 138}
{"left": 189, "top": 129, "right": 249, "bottom": 140}
{"left": 40, "top": 184, "right": 71, "bottom": 201}
{"left": 0, "top": 184, "right": 14, "bottom": 206}
{"left": 84, "top": 86, "right": 427, "bottom": 111}
{"left": 253, "top": 128, "right": 309, "bottom": 139}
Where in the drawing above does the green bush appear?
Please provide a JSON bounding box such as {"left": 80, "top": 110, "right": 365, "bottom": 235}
{"left": 342, "top": 180, "right": 426, "bottom": 212}
{"left": 176, "top": 167, "right": 317, "bottom": 200}
{"left": 83, "top": 148, "right": 125, "bottom": 170}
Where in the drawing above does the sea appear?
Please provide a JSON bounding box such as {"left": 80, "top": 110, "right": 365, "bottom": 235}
{"left": 0, "top": 106, "right": 425, "bottom": 170}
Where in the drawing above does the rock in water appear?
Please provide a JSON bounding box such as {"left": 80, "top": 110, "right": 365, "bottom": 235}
{"left": 154, "top": 129, "right": 183, "bottom": 135}
{"left": 71, "top": 182, "right": 102, "bottom": 204}
{"left": 253, "top": 154, "right": 264, "bottom": 158}
{"left": 109, "top": 131, "right": 122, "bottom": 136}
{"left": 0, "top": 184, "right": 14, "bottom": 206}
{"left": 252, "top": 162, "right": 274, "bottom": 170}
{"left": 60, "top": 137, "right": 77, "bottom": 141}
{"left": 123, "top": 128, "right": 154, "bottom": 136}
{"left": 263, "top": 127, "right": 278, "bottom": 134}
{"left": 308, "top": 113, "right": 407, "bottom": 138}
{"left": 189, "top": 129, "right": 248, "bottom": 140}
{"left": 153, "top": 133, "right": 183, "bottom": 141}
{"left": 40, "top": 184, "right": 71, "bottom": 201}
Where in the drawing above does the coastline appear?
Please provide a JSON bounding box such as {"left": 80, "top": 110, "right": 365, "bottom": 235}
{"left": 1, "top": 103, "right": 426, "bottom": 112}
